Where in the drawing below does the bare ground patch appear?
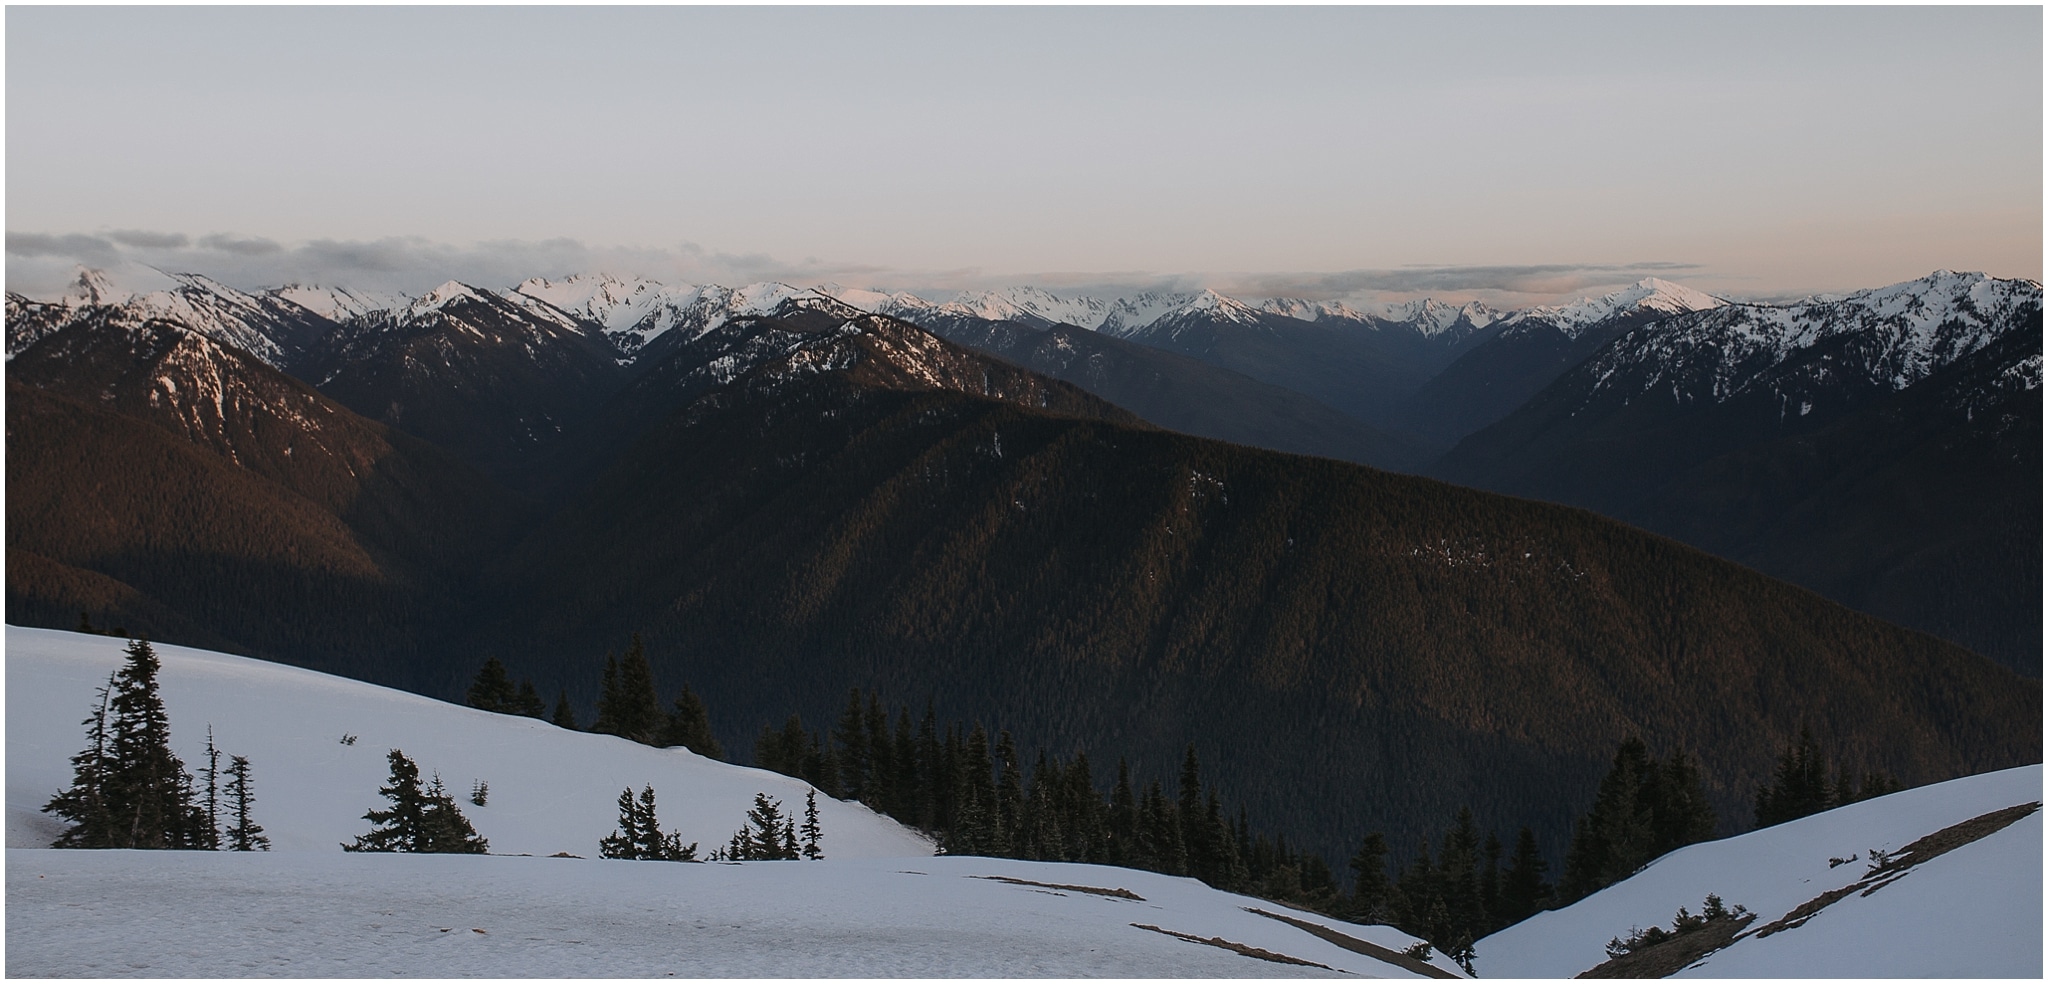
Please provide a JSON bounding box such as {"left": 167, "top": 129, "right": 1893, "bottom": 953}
{"left": 1243, "top": 907, "right": 1460, "bottom": 979}
{"left": 1130, "top": 922, "right": 1339, "bottom": 971}
{"left": 970, "top": 875, "right": 1145, "bottom": 901}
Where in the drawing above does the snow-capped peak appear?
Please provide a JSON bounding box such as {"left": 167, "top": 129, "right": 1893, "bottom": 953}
{"left": 270, "top": 283, "right": 407, "bottom": 322}
{"left": 1505, "top": 277, "right": 1725, "bottom": 336}
{"left": 406, "top": 280, "right": 490, "bottom": 317}
{"left": 513, "top": 273, "right": 672, "bottom": 332}
{"left": 58, "top": 267, "right": 133, "bottom": 308}
{"left": 1381, "top": 298, "right": 1500, "bottom": 335}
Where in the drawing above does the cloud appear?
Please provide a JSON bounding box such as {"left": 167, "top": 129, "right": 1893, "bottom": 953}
{"left": 2, "top": 228, "right": 1716, "bottom": 310}
{"left": 107, "top": 229, "right": 191, "bottom": 249}
{"left": 1216, "top": 262, "right": 1706, "bottom": 302}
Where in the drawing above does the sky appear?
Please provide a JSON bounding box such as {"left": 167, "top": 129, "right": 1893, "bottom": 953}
{"left": 6, "top": 6, "right": 2041, "bottom": 308}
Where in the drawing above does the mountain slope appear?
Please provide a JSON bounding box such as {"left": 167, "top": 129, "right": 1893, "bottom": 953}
{"left": 1434, "top": 271, "right": 2042, "bottom": 673}
{"left": 302, "top": 281, "right": 625, "bottom": 487}
{"left": 476, "top": 303, "right": 2039, "bottom": 864}
{"left": 6, "top": 315, "right": 514, "bottom": 680}
{"left": 1477, "top": 765, "right": 2041, "bottom": 978}
{"left": 912, "top": 312, "right": 1428, "bottom": 469}
{"left": 1400, "top": 278, "right": 1726, "bottom": 446}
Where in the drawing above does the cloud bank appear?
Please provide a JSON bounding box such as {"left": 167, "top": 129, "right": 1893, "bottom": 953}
{"left": 7, "top": 229, "right": 1715, "bottom": 309}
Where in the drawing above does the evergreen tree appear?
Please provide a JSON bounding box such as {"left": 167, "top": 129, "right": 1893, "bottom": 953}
{"left": 1349, "top": 832, "right": 1393, "bottom": 923}
{"left": 1108, "top": 759, "right": 1138, "bottom": 866}
{"left": 466, "top": 657, "right": 519, "bottom": 712}
{"left": 607, "top": 635, "right": 666, "bottom": 744}
{"left": 99, "top": 639, "right": 205, "bottom": 849}
{"left": 661, "top": 684, "right": 725, "bottom": 760}
{"left": 201, "top": 725, "right": 223, "bottom": 850}
{"left": 733, "top": 793, "right": 798, "bottom": 860}
{"left": 834, "top": 688, "right": 870, "bottom": 802}
{"left": 514, "top": 680, "right": 547, "bottom": 718}
{"left": 599, "top": 787, "right": 641, "bottom": 859}
{"left": 1498, "top": 826, "right": 1553, "bottom": 925}
{"left": 551, "top": 689, "right": 579, "bottom": 730}
{"left": 223, "top": 755, "right": 268, "bottom": 851}
{"left": 802, "top": 788, "right": 823, "bottom": 860}
{"left": 346, "top": 749, "right": 431, "bottom": 852}
{"left": 1177, "top": 745, "right": 1212, "bottom": 881}
{"left": 46, "top": 673, "right": 117, "bottom": 848}
{"left": 1480, "top": 831, "right": 1504, "bottom": 930}
{"left": 1755, "top": 727, "right": 1835, "bottom": 827}
{"left": 1439, "top": 808, "right": 1486, "bottom": 943}
{"left": 345, "top": 749, "right": 487, "bottom": 853}
{"left": 993, "top": 731, "right": 1022, "bottom": 854}
{"left": 420, "top": 773, "right": 489, "bottom": 854}
{"left": 591, "top": 654, "right": 621, "bottom": 735}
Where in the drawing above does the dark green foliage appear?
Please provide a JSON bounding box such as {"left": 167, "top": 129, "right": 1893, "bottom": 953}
{"left": 223, "top": 754, "right": 268, "bottom": 851}
{"left": 45, "top": 639, "right": 212, "bottom": 850}
{"left": 514, "top": 680, "right": 546, "bottom": 718}
{"left": 802, "top": 788, "right": 823, "bottom": 860}
{"left": 44, "top": 674, "right": 117, "bottom": 848}
{"left": 599, "top": 785, "right": 697, "bottom": 861}
{"left": 344, "top": 749, "right": 487, "bottom": 854}
{"left": 593, "top": 636, "right": 666, "bottom": 745}
{"left": 724, "top": 793, "right": 799, "bottom": 860}
{"left": 1605, "top": 894, "right": 1752, "bottom": 958}
{"left": 1348, "top": 832, "right": 1393, "bottom": 924}
{"left": 661, "top": 684, "right": 724, "bottom": 760}
{"left": 201, "top": 726, "right": 222, "bottom": 850}
{"left": 1497, "top": 827, "right": 1553, "bottom": 925}
{"left": 466, "top": 658, "right": 518, "bottom": 712}
{"left": 1561, "top": 739, "right": 1718, "bottom": 904}
{"left": 551, "top": 689, "right": 578, "bottom": 730}
{"left": 1754, "top": 727, "right": 1834, "bottom": 828}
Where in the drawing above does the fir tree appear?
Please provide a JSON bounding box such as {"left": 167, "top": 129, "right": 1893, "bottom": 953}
{"left": 661, "top": 684, "right": 725, "bottom": 760}
{"left": 591, "top": 654, "right": 621, "bottom": 735}
{"left": 45, "top": 673, "right": 117, "bottom": 848}
{"left": 345, "top": 749, "right": 487, "bottom": 853}
{"left": 466, "top": 658, "right": 518, "bottom": 712}
{"left": 833, "top": 688, "right": 869, "bottom": 802}
{"left": 610, "top": 635, "right": 666, "bottom": 744}
{"left": 1755, "top": 727, "right": 1835, "bottom": 827}
{"left": 1498, "top": 826, "right": 1553, "bottom": 925}
{"left": 346, "top": 749, "right": 430, "bottom": 852}
{"left": 98, "top": 639, "right": 205, "bottom": 849}
{"left": 223, "top": 755, "right": 269, "bottom": 851}
{"left": 200, "top": 725, "right": 223, "bottom": 850}
{"left": 802, "top": 788, "right": 823, "bottom": 860}
{"left": 733, "top": 793, "right": 797, "bottom": 860}
{"left": 551, "top": 689, "right": 579, "bottom": 730}
{"left": 420, "top": 773, "right": 489, "bottom": 854}
{"left": 514, "top": 680, "right": 547, "bottom": 718}
{"left": 1348, "top": 832, "right": 1393, "bottom": 923}
{"left": 600, "top": 787, "right": 640, "bottom": 859}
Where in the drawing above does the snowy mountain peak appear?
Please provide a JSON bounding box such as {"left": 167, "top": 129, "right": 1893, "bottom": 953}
{"left": 270, "top": 283, "right": 406, "bottom": 322}
{"left": 59, "top": 267, "right": 130, "bottom": 308}
{"left": 1505, "top": 277, "right": 1725, "bottom": 337}
{"left": 513, "top": 273, "right": 670, "bottom": 331}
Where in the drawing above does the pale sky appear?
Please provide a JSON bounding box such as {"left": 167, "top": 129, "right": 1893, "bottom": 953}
{"left": 6, "top": 6, "right": 2041, "bottom": 307}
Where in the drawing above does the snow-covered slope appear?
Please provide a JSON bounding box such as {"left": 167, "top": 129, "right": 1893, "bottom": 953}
{"left": 1580, "top": 270, "right": 2042, "bottom": 406}
{"left": 267, "top": 283, "right": 406, "bottom": 323}
{"left": 1477, "top": 765, "right": 2043, "bottom": 979}
{"left": 1496, "top": 277, "right": 1726, "bottom": 339}
{"left": 5, "top": 626, "right": 1457, "bottom": 978}
{"left": 5, "top": 626, "right": 927, "bottom": 859}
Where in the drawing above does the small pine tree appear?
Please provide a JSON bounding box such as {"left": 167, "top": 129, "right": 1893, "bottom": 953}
{"left": 551, "top": 689, "right": 578, "bottom": 730}
{"left": 91, "top": 638, "right": 206, "bottom": 850}
{"left": 1349, "top": 832, "right": 1393, "bottom": 923}
{"left": 802, "top": 788, "right": 824, "bottom": 860}
{"left": 420, "top": 773, "right": 489, "bottom": 854}
{"left": 733, "top": 793, "right": 797, "bottom": 860}
{"left": 466, "top": 658, "right": 518, "bottom": 713}
{"left": 514, "top": 680, "right": 547, "bottom": 718}
{"left": 1498, "top": 826, "right": 1553, "bottom": 925}
{"left": 201, "top": 726, "right": 223, "bottom": 850}
{"left": 223, "top": 755, "right": 269, "bottom": 851}
{"left": 45, "top": 673, "right": 118, "bottom": 848}
{"left": 661, "top": 684, "right": 725, "bottom": 760}
{"left": 601, "top": 636, "right": 666, "bottom": 744}
{"left": 599, "top": 787, "right": 642, "bottom": 859}
{"left": 346, "top": 749, "right": 429, "bottom": 852}
{"left": 345, "top": 749, "right": 487, "bottom": 854}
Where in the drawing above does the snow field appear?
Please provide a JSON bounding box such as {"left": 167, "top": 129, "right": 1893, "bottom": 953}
{"left": 6, "top": 626, "right": 1456, "bottom": 977}
{"left": 1477, "top": 764, "right": 2043, "bottom": 978}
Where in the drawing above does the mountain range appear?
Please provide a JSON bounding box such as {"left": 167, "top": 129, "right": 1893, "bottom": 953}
{"left": 6, "top": 265, "right": 2039, "bottom": 863}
